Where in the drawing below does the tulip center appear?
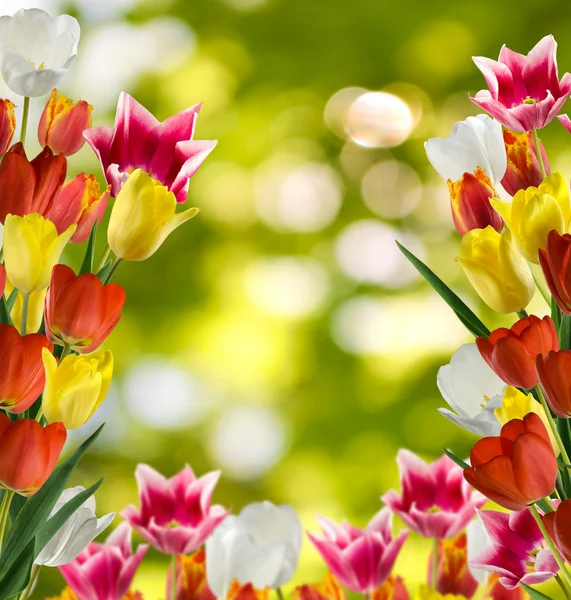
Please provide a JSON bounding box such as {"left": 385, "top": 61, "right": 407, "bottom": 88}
{"left": 522, "top": 97, "right": 536, "bottom": 105}
{"left": 525, "top": 547, "right": 539, "bottom": 573}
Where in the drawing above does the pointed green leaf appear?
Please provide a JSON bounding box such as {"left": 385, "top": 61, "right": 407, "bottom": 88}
{"left": 79, "top": 221, "right": 98, "bottom": 275}
{"left": 97, "top": 260, "right": 113, "bottom": 283}
{"left": 442, "top": 447, "right": 470, "bottom": 470}
{"left": 0, "top": 297, "right": 11, "bottom": 326}
{"left": 5, "top": 288, "right": 18, "bottom": 314}
{"left": 0, "top": 537, "right": 35, "bottom": 600}
{"left": 520, "top": 583, "right": 555, "bottom": 600}
{"left": 560, "top": 314, "right": 571, "bottom": 351}
{"left": 552, "top": 297, "right": 562, "bottom": 333}
{"left": 397, "top": 241, "right": 490, "bottom": 338}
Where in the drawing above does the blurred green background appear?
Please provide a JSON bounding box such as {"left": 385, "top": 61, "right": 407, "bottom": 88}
{"left": 3, "top": 0, "right": 569, "bottom": 596}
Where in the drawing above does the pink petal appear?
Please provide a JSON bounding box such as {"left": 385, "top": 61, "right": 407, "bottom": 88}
{"left": 180, "top": 470, "right": 221, "bottom": 526}
{"left": 473, "top": 56, "right": 514, "bottom": 104}
{"left": 498, "top": 45, "right": 528, "bottom": 100}
{"left": 59, "top": 561, "right": 97, "bottom": 600}
{"left": 469, "top": 94, "right": 528, "bottom": 131}
{"left": 134, "top": 463, "right": 175, "bottom": 525}
{"left": 115, "top": 544, "right": 148, "bottom": 598}
{"left": 169, "top": 139, "right": 218, "bottom": 203}
{"left": 307, "top": 532, "right": 358, "bottom": 591}
{"left": 522, "top": 35, "right": 559, "bottom": 100}
{"left": 395, "top": 449, "right": 436, "bottom": 511}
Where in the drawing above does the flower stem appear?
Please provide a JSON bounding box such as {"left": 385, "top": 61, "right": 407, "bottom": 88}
{"left": 531, "top": 503, "right": 571, "bottom": 589}
{"left": 61, "top": 343, "right": 72, "bottom": 360}
{"left": 531, "top": 264, "right": 551, "bottom": 305}
{"left": 20, "top": 97, "right": 30, "bottom": 145}
{"left": 20, "top": 292, "right": 29, "bottom": 336}
{"left": 103, "top": 257, "right": 122, "bottom": 284}
{"left": 533, "top": 128, "right": 548, "bottom": 180}
{"left": 276, "top": 588, "right": 285, "bottom": 600}
{"left": 556, "top": 574, "right": 571, "bottom": 600}
{"left": 431, "top": 537, "right": 439, "bottom": 589}
{"left": 0, "top": 490, "right": 14, "bottom": 553}
{"left": 517, "top": 309, "right": 529, "bottom": 319}
{"left": 96, "top": 244, "right": 112, "bottom": 273}
{"left": 18, "top": 564, "right": 40, "bottom": 600}
{"left": 536, "top": 385, "right": 571, "bottom": 466}
{"left": 171, "top": 554, "right": 177, "bottom": 600}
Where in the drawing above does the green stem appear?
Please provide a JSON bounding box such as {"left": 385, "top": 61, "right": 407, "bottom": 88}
{"left": 0, "top": 490, "right": 14, "bottom": 553}
{"left": 517, "top": 309, "right": 529, "bottom": 319}
{"left": 531, "top": 265, "right": 551, "bottom": 305}
{"left": 432, "top": 537, "right": 439, "bottom": 588}
{"left": 35, "top": 407, "right": 43, "bottom": 423}
{"left": 276, "top": 588, "right": 285, "bottom": 600}
{"left": 557, "top": 574, "right": 571, "bottom": 600}
{"left": 533, "top": 128, "right": 548, "bottom": 180}
{"left": 103, "top": 257, "right": 122, "bottom": 284}
{"left": 20, "top": 97, "right": 30, "bottom": 145}
{"left": 20, "top": 292, "right": 29, "bottom": 336}
{"left": 171, "top": 554, "right": 177, "bottom": 600}
{"left": 18, "top": 564, "right": 40, "bottom": 600}
{"left": 60, "top": 343, "right": 72, "bottom": 361}
{"left": 96, "top": 244, "right": 112, "bottom": 273}
{"left": 536, "top": 385, "right": 571, "bottom": 466}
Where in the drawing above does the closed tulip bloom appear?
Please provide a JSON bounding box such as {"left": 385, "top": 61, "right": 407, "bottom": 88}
{"left": 5, "top": 277, "right": 47, "bottom": 334}
{"left": 38, "top": 89, "right": 92, "bottom": 157}
{"left": 476, "top": 315, "right": 558, "bottom": 389}
{"left": 45, "top": 265, "right": 126, "bottom": 353}
{"left": 166, "top": 549, "right": 217, "bottom": 600}
{"left": 42, "top": 348, "right": 113, "bottom": 430}
{"left": 491, "top": 172, "right": 570, "bottom": 263}
{"left": 536, "top": 350, "right": 571, "bottom": 418}
{"left": 0, "top": 414, "right": 66, "bottom": 496}
{"left": 0, "top": 99, "right": 15, "bottom": 157}
{"left": 47, "top": 173, "right": 109, "bottom": 244}
{"left": 0, "top": 143, "right": 67, "bottom": 224}
{"left": 0, "top": 323, "right": 52, "bottom": 414}
{"left": 543, "top": 499, "right": 571, "bottom": 564}
{"left": 4, "top": 213, "right": 75, "bottom": 293}
{"left": 294, "top": 574, "right": 347, "bottom": 600}
{"left": 108, "top": 169, "right": 199, "bottom": 261}
{"left": 501, "top": 130, "right": 549, "bottom": 196}
{"left": 456, "top": 227, "right": 534, "bottom": 314}
{"left": 463, "top": 413, "right": 558, "bottom": 511}
{"left": 35, "top": 486, "right": 115, "bottom": 567}
{"left": 539, "top": 229, "right": 571, "bottom": 314}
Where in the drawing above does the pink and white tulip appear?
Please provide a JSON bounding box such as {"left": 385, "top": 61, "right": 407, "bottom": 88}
{"left": 59, "top": 522, "right": 148, "bottom": 600}
{"left": 121, "top": 464, "right": 228, "bottom": 555}
{"left": 469, "top": 509, "right": 559, "bottom": 590}
{"left": 382, "top": 450, "right": 486, "bottom": 539}
{"left": 307, "top": 507, "right": 408, "bottom": 593}
{"left": 83, "top": 92, "right": 216, "bottom": 203}
{"left": 470, "top": 35, "right": 571, "bottom": 132}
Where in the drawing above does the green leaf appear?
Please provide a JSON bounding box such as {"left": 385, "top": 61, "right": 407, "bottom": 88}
{"left": 79, "top": 221, "right": 98, "bottom": 275}
{"left": 560, "top": 314, "right": 571, "bottom": 351}
{"left": 35, "top": 478, "right": 103, "bottom": 558}
{"left": 0, "top": 537, "right": 35, "bottom": 600}
{"left": 536, "top": 497, "right": 555, "bottom": 514}
{"left": 520, "top": 583, "right": 555, "bottom": 600}
{"left": 0, "top": 423, "right": 105, "bottom": 580}
{"left": 396, "top": 242, "right": 490, "bottom": 339}
{"left": 5, "top": 288, "right": 17, "bottom": 314}
{"left": 442, "top": 447, "right": 470, "bottom": 470}
{"left": 0, "top": 288, "right": 16, "bottom": 326}
{"left": 552, "top": 297, "right": 562, "bottom": 333}
{"left": 97, "top": 260, "right": 113, "bottom": 283}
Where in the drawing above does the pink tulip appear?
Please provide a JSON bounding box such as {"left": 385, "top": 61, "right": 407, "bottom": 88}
{"left": 121, "top": 464, "right": 228, "bottom": 555}
{"left": 83, "top": 92, "right": 216, "bottom": 203}
{"left": 307, "top": 507, "right": 408, "bottom": 593}
{"left": 470, "top": 509, "right": 559, "bottom": 589}
{"left": 59, "top": 523, "right": 148, "bottom": 600}
{"left": 470, "top": 35, "right": 571, "bottom": 132}
{"left": 382, "top": 450, "right": 486, "bottom": 539}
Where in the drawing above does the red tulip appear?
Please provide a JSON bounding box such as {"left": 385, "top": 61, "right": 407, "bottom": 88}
{"left": 0, "top": 99, "right": 15, "bottom": 157}
{"left": 0, "top": 323, "right": 53, "bottom": 413}
{"left": 501, "top": 130, "right": 549, "bottom": 196}
{"left": 45, "top": 265, "right": 126, "bottom": 353}
{"left": 543, "top": 499, "right": 571, "bottom": 563}
{"left": 463, "top": 413, "right": 558, "bottom": 511}
{"left": 476, "top": 315, "right": 558, "bottom": 389}
{"left": 0, "top": 414, "right": 66, "bottom": 496}
{"left": 536, "top": 350, "right": 571, "bottom": 417}
{"left": 539, "top": 230, "right": 571, "bottom": 314}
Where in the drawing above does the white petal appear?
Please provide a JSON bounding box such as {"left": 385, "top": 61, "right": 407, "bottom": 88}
{"left": 206, "top": 518, "right": 243, "bottom": 597}
{"left": 0, "top": 16, "right": 11, "bottom": 45}
{"left": 93, "top": 512, "right": 115, "bottom": 537}
{"left": 53, "top": 14, "right": 80, "bottom": 50}
{"left": 466, "top": 115, "right": 507, "bottom": 185}
{"left": 438, "top": 398, "right": 502, "bottom": 437}
{"left": 467, "top": 515, "right": 492, "bottom": 585}
{"left": 4, "top": 9, "right": 57, "bottom": 67}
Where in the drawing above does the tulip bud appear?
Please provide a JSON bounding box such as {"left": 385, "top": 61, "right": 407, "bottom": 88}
{"left": 38, "top": 89, "right": 92, "bottom": 157}
{"left": 47, "top": 173, "right": 109, "bottom": 243}
{"left": 4, "top": 278, "right": 47, "bottom": 334}
{"left": 0, "top": 99, "right": 15, "bottom": 157}
{"left": 492, "top": 171, "right": 570, "bottom": 263}
{"left": 501, "top": 130, "right": 549, "bottom": 196}
{"left": 447, "top": 167, "right": 503, "bottom": 235}
{"left": 456, "top": 227, "right": 535, "bottom": 314}
{"left": 4, "top": 213, "right": 75, "bottom": 294}
{"left": 42, "top": 348, "right": 113, "bottom": 429}
{"left": 108, "top": 169, "right": 199, "bottom": 261}
{"left": 539, "top": 230, "right": 571, "bottom": 314}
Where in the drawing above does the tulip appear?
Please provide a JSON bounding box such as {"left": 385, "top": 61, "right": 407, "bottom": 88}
{"left": 371, "top": 576, "right": 409, "bottom": 600}
{"left": 0, "top": 414, "right": 65, "bottom": 496}
{"left": 476, "top": 315, "right": 558, "bottom": 389}
{"left": 0, "top": 99, "right": 15, "bottom": 157}
{"left": 35, "top": 486, "right": 115, "bottom": 567}
{"left": 38, "top": 89, "right": 92, "bottom": 157}
{"left": 456, "top": 227, "right": 534, "bottom": 314}
{"left": 543, "top": 499, "right": 571, "bottom": 564}
{"left": 463, "top": 413, "right": 558, "bottom": 510}
{"left": 382, "top": 451, "right": 485, "bottom": 540}
{"left": 84, "top": 91, "right": 216, "bottom": 202}
{"left": 227, "top": 583, "right": 269, "bottom": 600}
{"left": 0, "top": 143, "right": 67, "bottom": 224}
{"left": 123, "top": 464, "right": 228, "bottom": 555}
{"left": 45, "top": 264, "right": 126, "bottom": 353}
{"left": 470, "top": 35, "right": 571, "bottom": 132}
{"left": 470, "top": 509, "right": 558, "bottom": 589}
{"left": 206, "top": 501, "right": 302, "bottom": 597}
{"left": 308, "top": 508, "right": 408, "bottom": 594}
{"left": 5, "top": 278, "right": 47, "bottom": 334}
{"left": 501, "top": 130, "right": 549, "bottom": 196}
{"left": 4, "top": 213, "right": 75, "bottom": 293}
{"left": 491, "top": 171, "right": 570, "bottom": 263}
{"left": 59, "top": 522, "right": 149, "bottom": 600}
{"left": 166, "top": 549, "right": 217, "bottom": 600}
{"left": 539, "top": 229, "right": 571, "bottom": 314}
{"left": 107, "top": 169, "right": 199, "bottom": 261}
{"left": 0, "top": 9, "right": 80, "bottom": 97}
{"left": 536, "top": 350, "right": 571, "bottom": 418}
{"left": 0, "top": 323, "right": 52, "bottom": 414}
{"left": 437, "top": 343, "right": 504, "bottom": 437}
{"left": 42, "top": 348, "right": 113, "bottom": 430}
{"left": 47, "top": 173, "right": 109, "bottom": 244}
{"left": 293, "top": 573, "right": 347, "bottom": 600}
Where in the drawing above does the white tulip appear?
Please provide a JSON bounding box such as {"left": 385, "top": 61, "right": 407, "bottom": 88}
{"left": 35, "top": 486, "right": 115, "bottom": 567}
{"left": 0, "top": 9, "right": 80, "bottom": 97}
{"left": 467, "top": 515, "right": 491, "bottom": 585}
{"left": 437, "top": 343, "right": 505, "bottom": 437}
{"left": 206, "top": 501, "right": 302, "bottom": 597}
{"left": 425, "top": 114, "right": 506, "bottom": 185}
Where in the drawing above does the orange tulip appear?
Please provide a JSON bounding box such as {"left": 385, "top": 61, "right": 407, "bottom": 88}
{"left": 0, "top": 414, "right": 66, "bottom": 496}
{"left": 0, "top": 323, "right": 53, "bottom": 413}
{"left": 427, "top": 533, "right": 477, "bottom": 598}
{"left": 463, "top": 413, "right": 558, "bottom": 511}
{"left": 543, "top": 498, "right": 571, "bottom": 563}
{"left": 0, "top": 142, "right": 66, "bottom": 223}
{"left": 536, "top": 350, "right": 571, "bottom": 418}
{"left": 0, "top": 99, "right": 15, "bottom": 157}
{"left": 483, "top": 574, "right": 525, "bottom": 599}
{"left": 371, "top": 576, "right": 409, "bottom": 600}
{"left": 45, "top": 265, "right": 126, "bottom": 353}
{"left": 166, "top": 549, "right": 216, "bottom": 600}
{"left": 476, "top": 315, "right": 558, "bottom": 389}
{"left": 294, "top": 573, "right": 347, "bottom": 600}
{"left": 38, "top": 89, "right": 92, "bottom": 157}
{"left": 501, "top": 130, "right": 548, "bottom": 196}
{"left": 226, "top": 582, "right": 269, "bottom": 600}
{"left": 539, "top": 230, "right": 571, "bottom": 314}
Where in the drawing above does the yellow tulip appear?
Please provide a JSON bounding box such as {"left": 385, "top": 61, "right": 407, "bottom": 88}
{"left": 42, "top": 348, "right": 113, "bottom": 429}
{"left": 4, "top": 213, "right": 75, "bottom": 293}
{"left": 494, "top": 386, "right": 559, "bottom": 455}
{"left": 491, "top": 171, "right": 571, "bottom": 263}
{"left": 414, "top": 586, "right": 460, "bottom": 600}
{"left": 4, "top": 278, "right": 46, "bottom": 333}
{"left": 108, "top": 169, "right": 199, "bottom": 261}
{"left": 457, "top": 226, "right": 534, "bottom": 314}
